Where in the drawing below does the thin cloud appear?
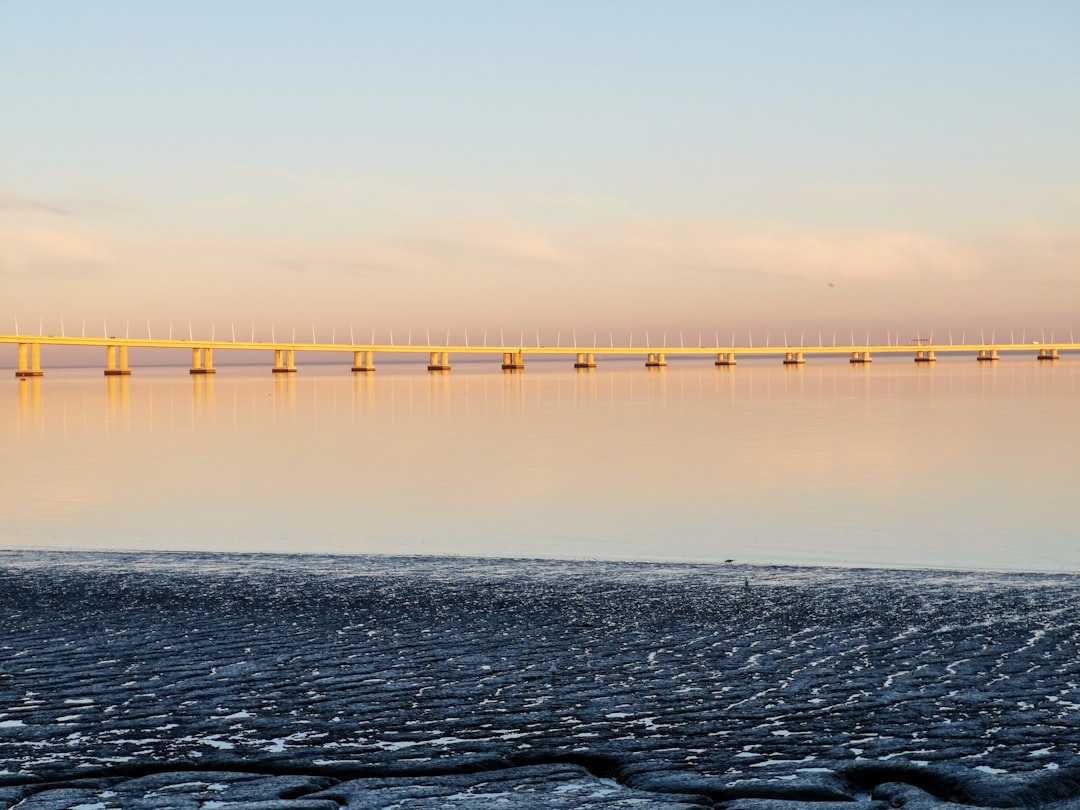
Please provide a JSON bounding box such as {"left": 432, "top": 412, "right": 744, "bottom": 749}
{"left": 0, "top": 222, "right": 112, "bottom": 277}
{"left": 274, "top": 258, "right": 395, "bottom": 278}
{"left": 397, "top": 217, "right": 572, "bottom": 269}
{"left": 0, "top": 192, "right": 71, "bottom": 217}
{"left": 565, "top": 220, "right": 982, "bottom": 283}
{"left": 0, "top": 187, "right": 130, "bottom": 218}
{"left": 5, "top": 212, "right": 1078, "bottom": 334}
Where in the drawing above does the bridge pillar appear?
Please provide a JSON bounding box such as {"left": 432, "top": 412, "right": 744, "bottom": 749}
{"left": 273, "top": 349, "right": 297, "bottom": 373}
{"left": 1037, "top": 348, "right": 1059, "bottom": 361}
{"left": 849, "top": 351, "right": 872, "bottom": 364}
{"left": 574, "top": 352, "right": 596, "bottom": 369}
{"left": 783, "top": 351, "right": 805, "bottom": 365}
{"left": 501, "top": 350, "right": 524, "bottom": 370}
{"left": 914, "top": 350, "right": 937, "bottom": 363}
{"left": 351, "top": 350, "right": 375, "bottom": 372}
{"left": 104, "top": 345, "right": 132, "bottom": 376}
{"left": 428, "top": 351, "right": 451, "bottom": 371}
{"left": 190, "top": 347, "right": 216, "bottom": 374}
{"left": 15, "top": 343, "right": 44, "bottom": 377}
{"left": 645, "top": 352, "right": 667, "bottom": 368}
{"left": 977, "top": 349, "right": 999, "bottom": 362}
{"left": 715, "top": 352, "right": 737, "bottom": 366}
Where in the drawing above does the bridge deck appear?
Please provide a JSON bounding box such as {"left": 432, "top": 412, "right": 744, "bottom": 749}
{"left": 3, "top": 334, "right": 1077, "bottom": 355}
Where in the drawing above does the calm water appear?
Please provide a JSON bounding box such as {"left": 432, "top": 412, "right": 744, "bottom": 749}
{"left": 3, "top": 356, "right": 1078, "bottom": 571}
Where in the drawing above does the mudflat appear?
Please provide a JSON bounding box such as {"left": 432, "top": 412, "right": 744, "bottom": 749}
{"left": 2, "top": 552, "right": 1079, "bottom": 809}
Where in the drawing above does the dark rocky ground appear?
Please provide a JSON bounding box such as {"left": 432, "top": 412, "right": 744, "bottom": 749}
{"left": 2, "top": 552, "right": 1080, "bottom": 809}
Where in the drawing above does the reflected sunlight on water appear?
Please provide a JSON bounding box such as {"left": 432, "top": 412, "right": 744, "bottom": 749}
{"left": 3, "top": 357, "right": 1078, "bottom": 571}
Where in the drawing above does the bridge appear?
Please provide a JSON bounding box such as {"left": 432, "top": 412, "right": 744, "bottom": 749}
{"left": 2, "top": 332, "right": 1075, "bottom": 377}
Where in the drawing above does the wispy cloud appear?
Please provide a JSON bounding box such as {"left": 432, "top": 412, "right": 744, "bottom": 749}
{"left": 0, "top": 187, "right": 129, "bottom": 218}
{"left": 0, "top": 192, "right": 71, "bottom": 217}
{"left": 274, "top": 258, "right": 394, "bottom": 278}
{"left": 561, "top": 219, "right": 981, "bottom": 282}
{"left": 396, "top": 217, "right": 572, "bottom": 269}
{"left": 0, "top": 222, "right": 112, "bottom": 277}
{"left": 255, "top": 217, "right": 982, "bottom": 283}
{"left": 4, "top": 201, "right": 1078, "bottom": 334}
{"left": 0, "top": 187, "right": 130, "bottom": 279}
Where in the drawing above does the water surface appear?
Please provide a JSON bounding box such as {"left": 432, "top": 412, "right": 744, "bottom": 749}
{"left": 3, "top": 356, "right": 1077, "bottom": 571}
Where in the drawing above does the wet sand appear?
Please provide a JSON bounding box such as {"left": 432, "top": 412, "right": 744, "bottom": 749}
{"left": 2, "top": 552, "right": 1080, "bottom": 808}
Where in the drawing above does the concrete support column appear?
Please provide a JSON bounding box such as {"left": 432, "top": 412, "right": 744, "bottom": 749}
{"left": 715, "top": 352, "right": 737, "bottom": 366}
{"left": 645, "top": 352, "right": 667, "bottom": 368}
{"left": 574, "top": 352, "right": 596, "bottom": 369}
{"left": 914, "top": 350, "right": 937, "bottom": 363}
{"left": 428, "top": 351, "right": 451, "bottom": 371}
{"left": 190, "top": 348, "right": 216, "bottom": 374}
{"left": 850, "top": 351, "right": 872, "bottom": 364}
{"left": 272, "top": 349, "right": 297, "bottom": 373}
{"left": 977, "top": 349, "right": 999, "bottom": 362}
{"left": 105, "top": 345, "right": 132, "bottom": 376}
{"left": 352, "top": 350, "right": 375, "bottom": 372}
{"left": 15, "top": 342, "right": 44, "bottom": 377}
{"left": 1037, "top": 348, "right": 1059, "bottom": 361}
{"left": 783, "top": 351, "right": 805, "bottom": 365}
{"left": 501, "top": 350, "right": 525, "bottom": 370}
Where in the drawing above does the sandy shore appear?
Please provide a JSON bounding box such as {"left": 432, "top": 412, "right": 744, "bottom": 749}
{"left": 2, "top": 551, "right": 1080, "bottom": 808}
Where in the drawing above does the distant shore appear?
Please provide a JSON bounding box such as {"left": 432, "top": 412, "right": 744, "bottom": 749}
{"left": 2, "top": 552, "right": 1079, "bottom": 808}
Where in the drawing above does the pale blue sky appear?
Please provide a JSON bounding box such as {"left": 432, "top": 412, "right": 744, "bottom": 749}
{"left": 2, "top": 1, "right": 1078, "bottom": 341}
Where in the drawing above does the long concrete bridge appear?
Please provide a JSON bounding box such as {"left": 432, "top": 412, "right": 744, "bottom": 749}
{"left": 3, "top": 333, "right": 1076, "bottom": 377}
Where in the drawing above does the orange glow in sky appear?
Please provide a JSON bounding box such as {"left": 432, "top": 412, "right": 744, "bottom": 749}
{"left": 2, "top": 4, "right": 1078, "bottom": 342}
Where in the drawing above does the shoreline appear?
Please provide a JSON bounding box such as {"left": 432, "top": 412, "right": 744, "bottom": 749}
{"left": 3, "top": 547, "right": 1078, "bottom": 580}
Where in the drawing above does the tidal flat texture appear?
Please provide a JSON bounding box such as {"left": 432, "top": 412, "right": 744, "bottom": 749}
{"left": 2, "top": 553, "right": 1080, "bottom": 809}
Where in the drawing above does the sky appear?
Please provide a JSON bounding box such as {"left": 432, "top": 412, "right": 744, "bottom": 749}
{"left": 2, "top": 1, "right": 1078, "bottom": 347}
